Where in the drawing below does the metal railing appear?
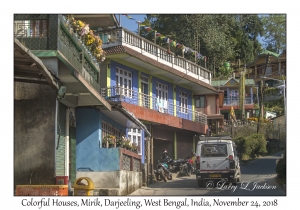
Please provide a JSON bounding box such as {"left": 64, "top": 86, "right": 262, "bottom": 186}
{"left": 99, "top": 28, "right": 211, "bottom": 84}
{"left": 223, "top": 97, "right": 253, "bottom": 106}
{"left": 101, "top": 86, "right": 207, "bottom": 124}
{"left": 14, "top": 15, "right": 101, "bottom": 92}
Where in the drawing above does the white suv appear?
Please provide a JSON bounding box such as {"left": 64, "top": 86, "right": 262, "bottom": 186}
{"left": 195, "top": 135, "right": 241, "bottom": 187}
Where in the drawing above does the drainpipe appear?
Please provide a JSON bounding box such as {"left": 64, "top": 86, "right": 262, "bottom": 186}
{"left": 65, "top": 108, "right": 70, "bottom": 177}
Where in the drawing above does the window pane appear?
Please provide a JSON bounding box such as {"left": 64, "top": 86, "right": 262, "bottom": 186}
{"left": 200, "top": 96, "right": 205, "bottom": 108}
{"left": 133, "top": 136, "right": 136, "bottom": 144}
{"left": 129, "top": 80, "right": 131, "bottom": 89}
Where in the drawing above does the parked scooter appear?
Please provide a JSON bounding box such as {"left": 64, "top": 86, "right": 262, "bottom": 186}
{"left": 154, "top": 160, "right": 172, "bottom": 182}
{"left": 167, "top": 158, "right": 190, "bottom": 176}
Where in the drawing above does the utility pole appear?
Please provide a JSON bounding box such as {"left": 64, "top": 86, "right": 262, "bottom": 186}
{"left": 257, "top": 55, "right": 271, "bottom": 133}
{"left": 239, "top": 65, "right": 246, "bottom": 121}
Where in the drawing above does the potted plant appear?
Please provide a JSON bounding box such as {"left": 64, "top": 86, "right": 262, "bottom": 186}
{"left": 116, "top": 136, "right": 126, "bottom": 148}
{"left": 131, "top": 142, "right": 139, "bottom": 153}
{"left": 124, "top": 139, "right": 132, "bottom": 151}
{"left": 102, "top": 135, "right": 116, "bottom": 148}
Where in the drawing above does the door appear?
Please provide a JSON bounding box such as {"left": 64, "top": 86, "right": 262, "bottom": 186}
{"left": 141, "top": 76, "right": 149, "bottom": 108}
{"left": 230, "top": 90, "right": 238, "bottom": 105}
{"left": 69, "top": 126, "right": 76, "bottom": 187}
{"left": 200, "top": 143, "right": 230, "bottom": 171}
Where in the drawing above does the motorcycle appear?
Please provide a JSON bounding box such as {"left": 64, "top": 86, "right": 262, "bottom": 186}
{"left": 187, "top": 158, "right": 196, "bottom": 174}
{"left": 167, "top": 158, "right": 190, "bottom": 176}
{"left": 154, "top": 160, "right": 172, "bottom": 182}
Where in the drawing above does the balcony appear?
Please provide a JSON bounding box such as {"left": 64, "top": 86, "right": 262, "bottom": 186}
{"left": 14, "top": 14, "right": 100, "bottom": 91}
{"left": 99, "top": 28, "right": 211, "bottom": 85}
{"left": 101, "top": 86, "right": 207, "bottom": 125}
{"left": 223, "top": 97, "right": 253, "bottom": 106}
{"left": 14, "top": 14, "right": 111, "bottom": 109}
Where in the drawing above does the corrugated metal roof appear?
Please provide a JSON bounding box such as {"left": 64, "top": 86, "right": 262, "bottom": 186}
{"left": 211, "top": 78, "right": 255, "bottom": 86}
{"left": 260, "top": 50, "right": 279, "bottom": 57}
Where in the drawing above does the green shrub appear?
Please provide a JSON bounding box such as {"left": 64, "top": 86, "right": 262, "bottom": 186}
{"left": 276, "top": 151, "right": 286, "bottom": 182}
{"left": 234, "top": 133, "right": 267, "bottom": 159}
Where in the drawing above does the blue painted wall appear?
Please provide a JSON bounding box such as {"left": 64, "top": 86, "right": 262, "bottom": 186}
{"left": 175, "top": 86, "right": 193, "bottom": 120}
{"left": 110, "top": 61, "right": 139, "bottom": 105}
{"left": 76, "top": 107, "right": 124, "bottom": 171}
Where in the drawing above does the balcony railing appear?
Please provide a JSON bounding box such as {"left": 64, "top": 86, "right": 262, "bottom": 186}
{"left": 101, "top": 86, "right": 207, "bottom": 125}
{"left": 99, "top": 28, "right": 211, "bottom": 84}
{"left": 14, "top": 15, "right": 101, "bottom": 91}
{"left": 223, "top": 97, "right": 253, "bottom": 106}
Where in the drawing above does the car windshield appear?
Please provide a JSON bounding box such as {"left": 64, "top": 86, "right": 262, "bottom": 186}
{"left": 201, "top": 143, "right": 228, "bottom": 157}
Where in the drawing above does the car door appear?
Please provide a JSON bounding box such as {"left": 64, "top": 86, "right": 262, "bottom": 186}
{"left": 200, "top": 143, "right": 230, "bottom": 171}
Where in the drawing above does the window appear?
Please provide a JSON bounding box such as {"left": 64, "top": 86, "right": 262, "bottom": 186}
{"left": 156, "top": 82, "right": 168, "bottom": 100}
{"left": 128, "top": 128, "right": 142, "bottom": 155}
{"left": 179, "top": 91, "right": 188, "bottom": 113}
{"left": 201, "top": 144, "right": 228, "bottom": 157}
{"left": 14, "top": 20, "right": 49, "bottom": 37}
{"left": 116, "top": 68, "right": 132, "bottom": 97}
{"left": 195, "top": 96, "right": 205, "bottom": 108}
{"left": 101, "top": 121, "right": 121, "bottom": 147}
{"left": 265, "top": 66, "right": 272, "bottom": 75}
{"left": 156, "top": 82, "right": 168, "bottom": 112}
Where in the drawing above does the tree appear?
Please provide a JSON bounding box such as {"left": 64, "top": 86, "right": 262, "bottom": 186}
{"left": 140, "top": 14, "right": 264, "bottom": 77}
{"left": 261, "top": 14, "right": 286, "bottom": 54}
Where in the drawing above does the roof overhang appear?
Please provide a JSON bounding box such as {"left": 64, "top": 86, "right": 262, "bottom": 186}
{"left": 55, "top": 52, "right": 111, "bottom": 111}
{"left": 97, "top": 102, "right": 151, "bottom": 136}
{"left": 207, "top": 114, "right": 224, "bottom": 120}
{"left": 73, "top": 14, "right": 119, "bottom": 28}
{"left": 14, "top": 38, "right": 59, "bottom": 90}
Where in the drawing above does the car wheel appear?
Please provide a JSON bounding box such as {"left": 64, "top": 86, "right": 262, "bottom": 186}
{"left": 237, "top": 169, "right": 242, "bottom": 183}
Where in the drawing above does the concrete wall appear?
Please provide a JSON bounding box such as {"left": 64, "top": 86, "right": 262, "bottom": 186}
{"left": 207, "top": 95, "right": 216, "bottom": 114}
{"left": 14, "top": 82, "right": 57, "bottom": 187}
{"left": 76, "top": 107, "right": 126, "bottom": 171}
{"left": 76, "top": 170, "right": 142, "bottom": 195}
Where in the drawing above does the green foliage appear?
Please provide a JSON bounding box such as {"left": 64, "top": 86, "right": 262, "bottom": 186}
{"left": 234, "top": 133, "right": 267, "bottom": 159}
{"left": 264, "top": 97, "right": 284, "bottom": 115}
{"left": 215, "top": 66, "right": 233, "bottom": 79}
{"left": 261, "top": 14, "right": 286, "bottom": 54}
{"left": 141, "top": 14, "right": 264, "bottom": 76}
{"left": 276, "top": 150, "right": 286, "bottom": 182}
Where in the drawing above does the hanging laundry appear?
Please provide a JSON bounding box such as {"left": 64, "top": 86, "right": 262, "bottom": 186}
{"left": 157, "top": 98, "right": 164, "bottom": 113}
{"left": 163, "top": 99, "right": 168, "bottom": 110}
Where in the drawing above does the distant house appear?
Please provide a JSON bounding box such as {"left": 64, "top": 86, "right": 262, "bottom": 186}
{"left": 246, "top": 49, "right": 286, "bottom": 87}
{"left": 211, "top": 77, "right": 256, "bottom": 120}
